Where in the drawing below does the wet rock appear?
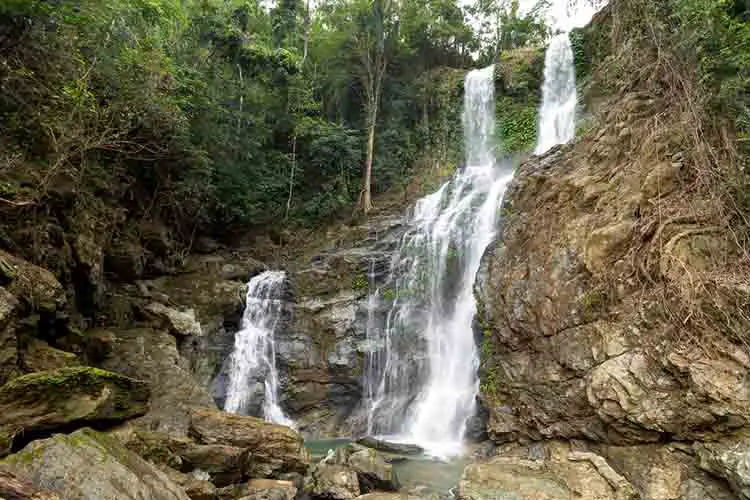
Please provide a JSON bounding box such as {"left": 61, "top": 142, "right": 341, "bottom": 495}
{"left": 20, "top": 338, "right": 80, "bottom": 372}
{"left": 0, "top": 366, "right": 149, "bottom": 455}
{"left": 145, "top": 302, "right": 204, "bottom": 337}
{"left": 0, "top": 470, "right": 60, "bottom": 499}
{"left": 307, "top": 463, "right": 360, "bottom": 500}
{"left": 96, "top": 328, "right": 216, "bottom": 436}
{"left": 189, "top": 408, "right": 309, "bottom": 477}
{"left": 1, "top": 428, "right": 190, "bottom": 500}
{"left": 356, "top": 437, "right": 424, "bottom": 456}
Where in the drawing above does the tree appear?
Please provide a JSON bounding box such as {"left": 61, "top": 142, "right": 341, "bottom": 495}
{"left": 344, "top": 0, "right": 397, "bottom": 213}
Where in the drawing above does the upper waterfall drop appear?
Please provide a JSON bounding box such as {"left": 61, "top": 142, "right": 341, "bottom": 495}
{"left": 224, "top": 270, "right": 294, "bottom": 428}
{"left": 535, "top": 32, "right": 577, "bottom": 154}
{"left": 362, "top": 65, "right": 514, "bottom": 457}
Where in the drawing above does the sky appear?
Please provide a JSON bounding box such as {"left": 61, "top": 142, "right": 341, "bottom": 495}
{"left": 518, "top": 0, "right": 605, "bottom": 31}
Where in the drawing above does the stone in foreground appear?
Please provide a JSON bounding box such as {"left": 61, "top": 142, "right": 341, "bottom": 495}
{"left": 236, "top": 479, "right": 298, "bottom": 500}
{"left": 335, "top": 444, "right": 399, "bottom": 492}
{"left": 189, "top": 408, "right": 309, "bottom": 477}
{"left": 307, "top": 463, "right": 360, "bottom": 500}
{"left": 457, "top": 441, "right": 637, "bottom": 500}
{"left": 0, "top": 366, "right": 149, "bottom": 455}
{"left": 1, "top": 428, "right": 189, "bottom": 500}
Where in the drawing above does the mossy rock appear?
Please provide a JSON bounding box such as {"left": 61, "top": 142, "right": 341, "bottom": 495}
{"left": 1, "top": 428, "right": 189, "bottom": 500}
{"left": 0, "top": 367, "right": 149, "bottom": 455}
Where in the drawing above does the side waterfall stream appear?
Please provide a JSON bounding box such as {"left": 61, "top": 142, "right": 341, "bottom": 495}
{"left": 224, "top": 270, "right": 294, "bottom": 427}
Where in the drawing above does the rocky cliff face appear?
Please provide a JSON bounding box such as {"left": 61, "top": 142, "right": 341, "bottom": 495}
{"left": 275, "top": 213, "right": 404, "bottom": 436}
{"left": 474, "top": 84, "right": 750, "bottom": 497}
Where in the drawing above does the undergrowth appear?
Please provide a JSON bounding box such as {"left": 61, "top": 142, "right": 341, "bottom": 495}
{"left": 595, "top": 0, "right": 750, "bottom": 348}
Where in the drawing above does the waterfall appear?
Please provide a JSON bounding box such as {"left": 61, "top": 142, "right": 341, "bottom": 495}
{"left": 224, "top": 270, "right": 294, "bottom": 427}
{"left": 363, "top": 65, "right": 513, "bottom": 456}
{"left": 535, "top": 32, "right": 577, "bottom": 154}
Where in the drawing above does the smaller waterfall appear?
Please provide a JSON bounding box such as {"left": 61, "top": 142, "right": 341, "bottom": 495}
{"left": 535, "top": 33, "right": 577, "bottom": 154}
{"left": 224, "top": 270, "right": 294, "bottom": 427}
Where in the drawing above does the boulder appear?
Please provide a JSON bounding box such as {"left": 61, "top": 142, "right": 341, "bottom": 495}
{"left": 0, "top": 366, "right": 149, "bottom": 455}
{"left": 183, "top": 479, "right": 218, "bottom": 500}
{"left": 145, "top": 302, "right": 204, "bottom": 337}
{"left": 95, "top": 328, "right": 216, "bottom": 436}
{"left": 355, "top": 438, "right": 423, "bottom": 456}
{"left": 307, "top": 463, "right": 360, "bottom": 500}
{"left": 1, "top": 428, "right": 190, "bottom": 500}
{"left": 334, "top": 444, "right": 398, "bottom": 492}
{"left": 0, "top": 470, "right": 60, "bottom": 499}
{"left": 114, "top": 424, "right": 245, "bottom": 486}
{"left": 355, "top": 495, "right": 420, "bottom": 500}
{"left": 0, "top": 250, "right": 65, "bottom": 313}
{"left": 457, "top": 441, "right": 636, "bottom": 500}
{"left": 20, "top": 338, "right": 80, "bottom": 372}
{"left": 181, "top": 443, "right": 246, "bottom": 486}
{"left": 238, "top": 479, "right": 298, "bottom": 500}
{"left": 601, "top": 443, "right": 737, "bottom": 500}
{"left": 155, "top": 466, "right": 217, "bottom": 500}
{"left": 189, "top": 408, "right": 309, "bottom": 477}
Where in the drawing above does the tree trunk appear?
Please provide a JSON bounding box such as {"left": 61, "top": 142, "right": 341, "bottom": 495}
{"left": 285, "top": 134, "right": 297, "bottom": 220}
{"left": 302, "top": 0, "right": 311, "bottom": 65}
{"left": 363, "top": 104, "right": 376, "bottom": 214}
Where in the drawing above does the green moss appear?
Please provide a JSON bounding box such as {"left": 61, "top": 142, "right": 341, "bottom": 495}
{"left": 496, "top": 95, "right": 539, "bottom": 155}
{"left": 353, "top": 274, "right": 369, "bottom": 292}
{"left": 0, "top": 366, "right": 128, "bottom": 396}
{"left": 579, "top": 289, "right": 607, "bottom": 322}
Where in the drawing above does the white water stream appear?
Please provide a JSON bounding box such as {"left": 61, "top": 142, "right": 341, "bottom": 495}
{"left": 363, "top": 65, "right": 514, "bottom": 457}
{"left": 224, "top": 270, "right": 294, "bottom": 427}
{"left": 535, "top": 32, "right": 577, "bottom": 154}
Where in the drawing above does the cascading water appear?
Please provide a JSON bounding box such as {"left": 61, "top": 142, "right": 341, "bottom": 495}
{"left": 535, "top": 32, "right": 577, "bottom": 154}
{"left": 363, "top": 65, "right": 514, "bottom": 456}
{"left": 224, "top": 270, "right": 294, "bottom": 427}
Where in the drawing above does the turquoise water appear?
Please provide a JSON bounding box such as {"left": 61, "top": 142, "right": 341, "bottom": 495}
{"left": 303, "top": 439, "right": 466, "bottom": 496}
